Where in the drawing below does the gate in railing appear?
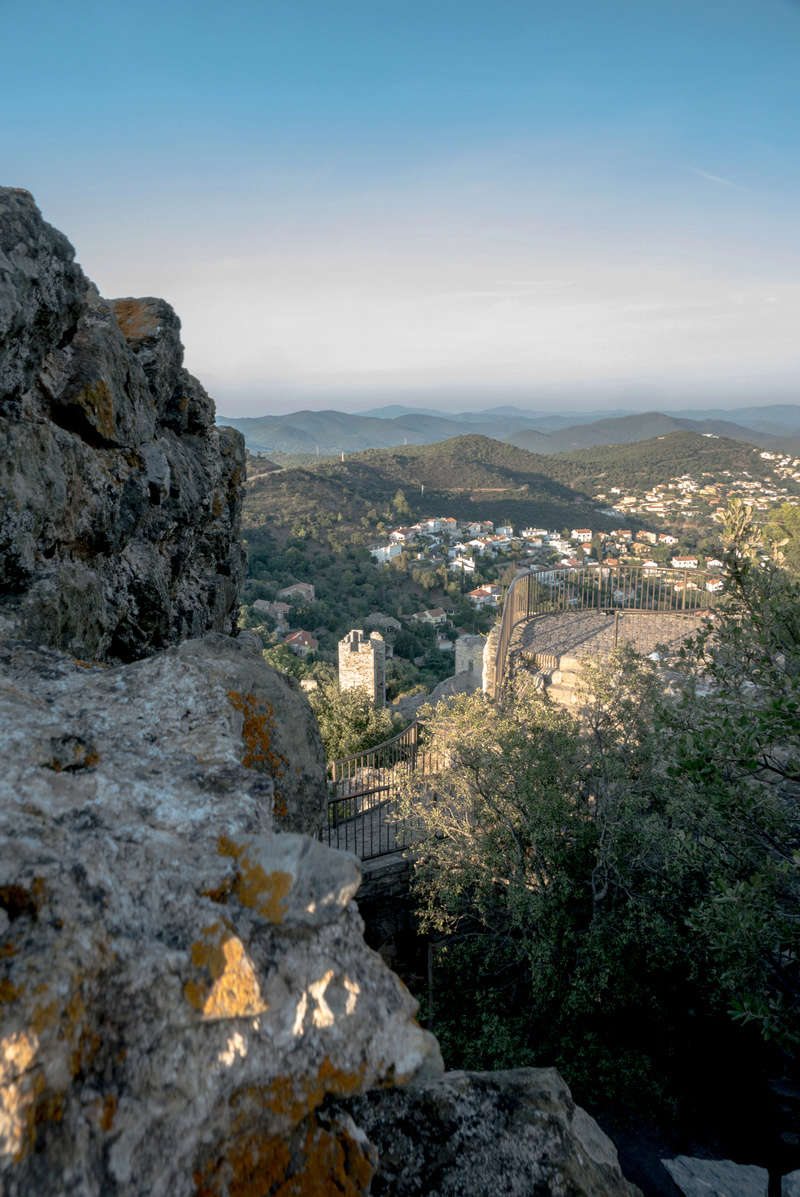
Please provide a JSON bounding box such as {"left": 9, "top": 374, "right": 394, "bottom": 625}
{"left": 487, "top": 563, "right": 720, "bottom": 697}
{"left": 321, "top": 719, "right": 442, "bottom": 860}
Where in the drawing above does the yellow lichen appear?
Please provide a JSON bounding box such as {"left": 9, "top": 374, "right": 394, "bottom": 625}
{"left": 216, "top": 838, "right": 292, "bottom": 924}
{"left": 183, "top": 922, "right": 267, "bottom": 1019}
{"left": 226, "top": 692, "right": 289, "bottom": 819}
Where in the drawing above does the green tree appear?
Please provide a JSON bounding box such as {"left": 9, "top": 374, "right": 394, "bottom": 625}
{"left": 764, "top": 502, "right": 800, "bottom": 576}
{"left": 308, "top": 680, "right": 398, "bottom": 762}
{"left": 392, "top": 488, "right": 411, "bottom": 518}
{"left": 399, "top": 542, "right": 800, "bottom": 1107}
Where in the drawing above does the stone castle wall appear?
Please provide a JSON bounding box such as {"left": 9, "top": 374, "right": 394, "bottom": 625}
{"left": 455, "top": 634, "right": 486, "bottom": 676}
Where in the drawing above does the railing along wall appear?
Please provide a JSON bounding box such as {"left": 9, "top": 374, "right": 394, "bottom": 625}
{"left": 322, "top": 563, "right": 721, "bottom": 860}
{"left": 321, "top": 719, "right": 443, "bottom": 860}
{"left": 487, "top": 563, "right": 720, "bottom": 698}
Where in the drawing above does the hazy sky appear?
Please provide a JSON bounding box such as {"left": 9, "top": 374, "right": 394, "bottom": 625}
{"left": 4, "top": 0, "right": 800, "bottom": 414}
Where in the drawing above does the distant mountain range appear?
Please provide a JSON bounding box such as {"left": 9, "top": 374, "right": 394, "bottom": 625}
{"left": 219, "top": 404, "right": 800, "bottom": 458}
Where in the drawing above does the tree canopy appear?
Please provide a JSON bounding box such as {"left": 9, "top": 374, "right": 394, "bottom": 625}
{"left": 399, "top": 529, "right": 800, "bottom": 1115}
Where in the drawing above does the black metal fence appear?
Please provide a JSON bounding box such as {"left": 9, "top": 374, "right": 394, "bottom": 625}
{"left": 487, "top": 563, "right": 721, "bottom": 697}
{"left": 320, "top": 719, "right": 443, "bottom": 859}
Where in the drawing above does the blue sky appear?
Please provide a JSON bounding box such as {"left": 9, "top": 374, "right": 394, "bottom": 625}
{"left": 4, "top": 0, "right": 800, "bottom": 414}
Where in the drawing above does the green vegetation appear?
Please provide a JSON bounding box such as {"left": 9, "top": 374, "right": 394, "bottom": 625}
{"left": 307, "top": 679, "right": 400, "bottom": 761}
{"left": 544, "top": 430, "right": 782, "bottom": 492}
{"left": 765, "top": 501, "right": 800, "bottom": 576}
{"left": 242, "top": 435, "right": 609, "bottom": 543}
{"left": 399, "top": 518, "right": 799, "bottom": 1119}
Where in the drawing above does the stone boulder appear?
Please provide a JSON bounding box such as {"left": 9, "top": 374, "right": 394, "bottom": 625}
{"left": 0, "top": 629, "right": 442, "bottom": 1194}
{"left": 345, "top": 1067, "right": 642, "bottom": 1196}
{"left": 0, "top": 187, "right": 244, "bottom": 662}
{"left": 661, "top": 1156, "right": 769, "bottom": 1197}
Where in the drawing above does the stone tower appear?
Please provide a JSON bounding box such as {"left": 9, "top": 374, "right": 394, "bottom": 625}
{"left": 338, "top": 629, "right": 386, "bottom": 708}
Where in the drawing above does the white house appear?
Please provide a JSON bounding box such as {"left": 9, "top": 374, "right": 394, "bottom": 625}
{"left": 671, "top": 556, "right": 698, "bottom": 569}
{"left": 571, "top": 529, "right": 592, "bottom": 543}
{"left": 370, "top": 543, "right": 402, "bottom": 564}
{"left": 467, "top": 584, "right": 502, "bottom": 608}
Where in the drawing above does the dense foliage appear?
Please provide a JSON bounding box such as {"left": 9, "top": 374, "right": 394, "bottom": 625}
{"left": 307, "top": 679, "right": 400, "bottom": 762}
{"left": 400, "top": 535, "right": 800, "bottom": 1117}
{"left": 242, "top": 435, "right": 610, "bottom": 543}
{"left": 545, "top": 430, "right": 784, "bottom": 492}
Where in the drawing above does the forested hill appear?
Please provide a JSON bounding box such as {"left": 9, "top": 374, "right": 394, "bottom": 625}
{"left": 538, "top": 430, "right": 785, "bottom": 492}
{"left": 243, "top": 435, "right": 608, "bottom": 543}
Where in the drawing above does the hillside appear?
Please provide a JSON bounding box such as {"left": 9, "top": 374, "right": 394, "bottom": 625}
{"left": 221, "top": 403, "right": 800, "bottom": 458}
{"left": 242, "top": 435, "right": 611, "bottom": 543}
{"left": 510, "top": 411, "right": 800, "bottom": 454}
{"left": 220, "top": 408, "right": 546, "bottom": 455}
{"left": 538, "top": 430, "right": 786, "bottom": 492}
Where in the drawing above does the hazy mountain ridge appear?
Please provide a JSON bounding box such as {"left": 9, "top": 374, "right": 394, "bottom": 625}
{"left": 220, "top": 404, "right": 800, "bottom": 458}
{"left": 510, "top": 411, "right": 800, "bottom": 454}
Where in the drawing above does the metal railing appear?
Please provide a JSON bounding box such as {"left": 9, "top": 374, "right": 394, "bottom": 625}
{"left": 321, "top": 719, "right": 443, "bottom": 860}
{"left": 487, "top": 563, "right": 721, "bottom": 697}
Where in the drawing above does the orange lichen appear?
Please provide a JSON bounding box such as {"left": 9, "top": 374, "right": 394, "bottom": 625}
{"left": 100, "top": 1093, "right": 117, "bottom": 1132}
{"left": 216, "top": 837, "right": 292, "bottom": 924}
{"left": 183, "top": 922, "right": 267, "bottom": 1019}
{"left": 112, "top": 298, "right": 159, "bottom": 340}
{"left": 227, "top": 691, "right": 290, "bottom": 819}
{"left": 0, "top": 978, "right": 20, "bottom": 1003}
{"left": 227, "top": 692, "right": 278, "bottom": 770}
{"left": 194, "top": 1118, "right": 373, "bottom": 1197}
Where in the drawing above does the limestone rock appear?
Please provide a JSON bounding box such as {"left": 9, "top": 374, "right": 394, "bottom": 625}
{"left": 0, "top": 187, "right": 245, "bottom": 661}
{"left": 661, "top": 1155, "right": 769, "bottom": 1197}
{"left": 0, "top": 631, "right": 442, "bottom": 1194}
{"left": 345, "top": 1067, "right": 642, "bottom": 1196}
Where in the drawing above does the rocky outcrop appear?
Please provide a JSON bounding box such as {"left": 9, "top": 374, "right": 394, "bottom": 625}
{"left": 345, "top": 1068, "right": 642, "bottom": 1196}
{"left": 0, "top": 628, "right": 441, "bottom": 1194}
{"left": 0, "top": 191, "right": 642, "bottom": 1196}
{"left": 0, "top": 187, "right": 244, "bottom": 662}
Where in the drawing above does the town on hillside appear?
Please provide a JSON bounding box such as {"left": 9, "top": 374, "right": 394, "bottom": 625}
{"left": 240, "top": 449, "right": 799, "bottom": 709}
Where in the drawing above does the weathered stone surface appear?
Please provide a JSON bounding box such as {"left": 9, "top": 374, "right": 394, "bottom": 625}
{"left": 661, "top": 1155, "right": 768, "bottom": 1197}
{"left": 0, "top": 631, "right": 442, "bottom": 1194}
{"left": 783, "top": 1170, "right": 800, "bottom": 1197}
{"left": 345, "top": 1067, "right": 642, "bottom": 1196}
{"left": 0, "top": 187, "right": 245, "bottom": 661}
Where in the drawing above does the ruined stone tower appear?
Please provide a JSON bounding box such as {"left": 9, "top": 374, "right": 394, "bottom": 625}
{"left": 338, "top": 629, "right": 386, "bottom": 708}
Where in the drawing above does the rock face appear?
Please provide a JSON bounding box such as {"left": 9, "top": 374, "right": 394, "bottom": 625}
{"left": 0, "top": 628, "right": 441, "bottom": 1194}
{"left": 346, "top": 1068, "right": 642, "bottom": 1196}
{"left": 0, "top": 187, "right": 244, "bottom": 662}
